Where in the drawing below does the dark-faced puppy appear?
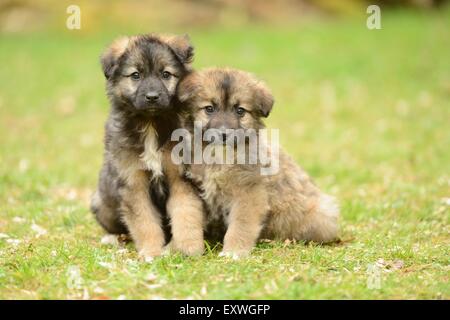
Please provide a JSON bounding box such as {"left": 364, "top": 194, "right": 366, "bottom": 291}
{"left": 90, "top": 34, "right": 193, "bottom": 261}
{"left": 174, "top": 68, "right": 340, "bottom": 258}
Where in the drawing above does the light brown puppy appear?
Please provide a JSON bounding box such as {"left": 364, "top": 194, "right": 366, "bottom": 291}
{"left": 171, "top": 68, "right": 339, "bottom": 258}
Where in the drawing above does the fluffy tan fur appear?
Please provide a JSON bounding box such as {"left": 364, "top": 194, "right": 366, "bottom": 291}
{"left": 169, "top": 68, "right": 339, "bottom": 258}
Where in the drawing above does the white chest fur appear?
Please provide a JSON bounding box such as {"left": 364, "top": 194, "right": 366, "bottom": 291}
{"left": 140, "top": 125, "right": 163, "bottom": 180}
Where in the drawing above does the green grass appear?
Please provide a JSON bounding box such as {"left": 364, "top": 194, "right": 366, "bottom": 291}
{"left": 0, "top": 9, "right": 449, "bottom": 299}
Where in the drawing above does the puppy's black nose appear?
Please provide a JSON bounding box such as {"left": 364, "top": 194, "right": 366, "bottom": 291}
{"left": 145, "top": 92, "right": 159, "bottom": 102}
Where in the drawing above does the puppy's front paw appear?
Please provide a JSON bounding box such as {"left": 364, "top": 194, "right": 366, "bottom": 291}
{"left": 138, "top": 246, "right": 163, "bottom": 263}
{"left": 173, "top": 239, "right": 205, "bottom": 256}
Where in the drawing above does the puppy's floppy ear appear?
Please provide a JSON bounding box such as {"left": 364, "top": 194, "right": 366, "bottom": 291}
{"left": 100, "top": 36, "right": 130, "bottom": 79}
{"left": 177, "top": 73, "right": 200, "bottom": 102}
{"left": 160, "top": 34, "right": 194, "bottom": 65}
{"left": 254, "top": 81, "right": 274, "bottom": 118}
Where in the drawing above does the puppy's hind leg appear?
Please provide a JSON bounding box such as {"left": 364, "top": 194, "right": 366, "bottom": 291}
{"left": 91, "top": 161, "right": 128, "bottom": 234}
{"left": 91, "top": 190, "right": 128, "bottom": 235}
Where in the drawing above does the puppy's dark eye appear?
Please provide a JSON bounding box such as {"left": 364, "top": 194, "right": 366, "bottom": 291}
{"left": 162, "top": 71, "right": 172, "bottom": 79}
{"left": 204, "top": 106, "right": 215, "bottom": 114}
{"left": 130, "top": 72, "right": 140, "bottom": 80}
{"left": 235, "top": 107, "right": 246, "bottom": 116}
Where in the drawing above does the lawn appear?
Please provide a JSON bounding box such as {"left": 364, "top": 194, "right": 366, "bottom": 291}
{"left": 0, "top": 8, "right": 449, "bottom": 299}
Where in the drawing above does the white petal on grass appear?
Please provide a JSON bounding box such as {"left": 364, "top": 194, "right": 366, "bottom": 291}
{"left": 18, "top": 159, "right": 29, "bottom": 173}
{"left": 376, "top": 258, "right": 386, "bottom": 267}
{"left": 0, "top": 233, "right": 9, "bottom": 239}
{"left": 225, "top": 277, "right": 234, "bottom": 283}
{"left": 145, "top": 283, "right": 163, "bottom": 290}
{"left": 219, "top": 251, "right": 241, "bottom": 260}
{"left": 145, "top": 273, "right": 158, "bottom": 282}
{"left": 231, "top": 253, "right": 243, "bottom": 260}
{"left": 144, "top": 256, "right": 154, "bottom": 264}
{"left": 93, "top": 287, "right": 104, "bottom": 294}
{"left": 12, "top": 216, "right": 26, "bottom": 223}
{"left": 374, "top": 258, "right": 404, "bottom": 272}
{"left": 116, "top": 248, "right": 128, "bottom": 255}
{"left": 31, "top": 223, "right": 47, "bottom": 237}
{"left": 98, "top": 261, "right": 114, "bottom": 269}
{"left": 100, "top": 234, "right": 119, "bottom": 246}
{"left": 6, "top": 238, "right": 21, "bottom": 246}
{"left": 392, "top": 260, "right": 405, "bottom": 270}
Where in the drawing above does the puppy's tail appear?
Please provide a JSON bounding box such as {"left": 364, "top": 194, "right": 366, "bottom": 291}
{"left": 305, "top": 193, "right": 340, "bottom": 243}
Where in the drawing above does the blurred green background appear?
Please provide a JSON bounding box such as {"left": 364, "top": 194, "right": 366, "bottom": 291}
{"left": 0, "top": 0, "right": 449, "bottom": 299}
{"left": 0, "top": 0, "right": 448, "bottom": 33}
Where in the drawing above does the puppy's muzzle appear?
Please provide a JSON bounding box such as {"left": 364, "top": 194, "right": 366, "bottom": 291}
{"left": 145, "top": 91, "right": 160, "bottom": 103}
{"left": 208, "top": 128, "right": 239, "bottom": 145}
